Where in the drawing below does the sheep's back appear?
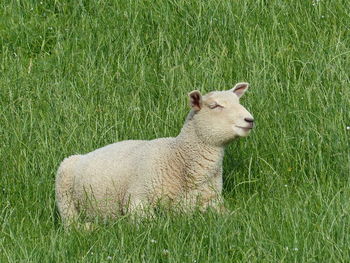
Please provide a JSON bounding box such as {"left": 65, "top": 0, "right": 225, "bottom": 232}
{"left": 71, "top": 140, "right": 147, "bottom": 208}
{"left": 71, "top": 138, "right": 176, "bottom": 214}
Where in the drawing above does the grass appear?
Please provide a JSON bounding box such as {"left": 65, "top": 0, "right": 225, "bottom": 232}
{"left": 1, "top": 0, "right": 350, "bottom": 262}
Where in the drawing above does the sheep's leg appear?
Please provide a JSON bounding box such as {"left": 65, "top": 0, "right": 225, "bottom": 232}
{"left": 125, "top": 197, "right": 154, "bottom": 219}
{"left": 55, "top": 155, "right": 81, "bottom": 228}
{"left": 185, "top": 192, "right": 226, "bottom": 213}
{"left": 184, "top": 192, "right": 226, "bottom": 214}
{"left": 191, "top": 170, "right": 227, "bottom": 213}
{"left": 203, "top": 197, "right": 228, "bottom": 214}
{"left": 204, "top": 170, "right": 228, "bottom": 214}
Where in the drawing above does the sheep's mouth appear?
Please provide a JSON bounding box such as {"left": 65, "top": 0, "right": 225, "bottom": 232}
{"left": 236, "top": 126, "right": 253, "bottom": 130}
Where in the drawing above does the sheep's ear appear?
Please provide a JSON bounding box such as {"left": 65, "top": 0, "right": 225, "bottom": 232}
{"left": 232, "top": 82, "right": 249, "bottom": 98}
{"left": 188, "top": 90, "right": 202, "bottom": 111}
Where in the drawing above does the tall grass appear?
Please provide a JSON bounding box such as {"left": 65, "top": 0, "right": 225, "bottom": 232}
{"left": 1, "top": 0, "right": 349, "bottom": 262}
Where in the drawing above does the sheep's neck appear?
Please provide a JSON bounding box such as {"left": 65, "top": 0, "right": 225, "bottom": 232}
{"left": 174, "top": 121, "right": 225, "bottom": 184}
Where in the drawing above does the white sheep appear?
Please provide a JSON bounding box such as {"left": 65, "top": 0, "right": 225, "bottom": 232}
{"left": 56, "top": 82, "right": 254, "bottom": 226}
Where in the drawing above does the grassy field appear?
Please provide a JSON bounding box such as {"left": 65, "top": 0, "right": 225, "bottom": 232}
{"left": 1, "top": 0, "right": 350, "bottom": 262}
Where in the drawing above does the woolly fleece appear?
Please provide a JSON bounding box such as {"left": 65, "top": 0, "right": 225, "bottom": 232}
{"left": 56, "top": 83, "right": 254, "bottom": 226}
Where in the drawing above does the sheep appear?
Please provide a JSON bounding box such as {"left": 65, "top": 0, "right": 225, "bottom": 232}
{"left": 55, "top": 82, "right": 254, "bottom": 226}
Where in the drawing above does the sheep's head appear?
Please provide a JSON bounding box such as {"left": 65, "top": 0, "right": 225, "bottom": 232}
{"left": 188, "top": 82, "right": 254, "bottom": 146}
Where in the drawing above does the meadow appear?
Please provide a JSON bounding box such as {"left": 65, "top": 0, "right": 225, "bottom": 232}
{"left": 1, "top": 0, "right": 350, "bottom": 262}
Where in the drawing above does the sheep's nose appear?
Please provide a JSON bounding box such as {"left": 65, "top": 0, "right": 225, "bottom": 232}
{"left": 244, "top": 117, "right": 254, "bottom": 123}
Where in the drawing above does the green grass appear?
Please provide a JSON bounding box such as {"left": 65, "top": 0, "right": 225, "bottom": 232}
{"left": 1, "top": 0, "right": 350, "bottom": 262}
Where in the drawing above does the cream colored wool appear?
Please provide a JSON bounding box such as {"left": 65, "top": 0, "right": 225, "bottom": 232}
{"left": 56, "top": 83, "right": 254, "bottom": 226}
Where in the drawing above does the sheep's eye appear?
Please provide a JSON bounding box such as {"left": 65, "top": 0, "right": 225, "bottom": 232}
{"left": 209, "top": 103, "right": 223, "bottom": 109}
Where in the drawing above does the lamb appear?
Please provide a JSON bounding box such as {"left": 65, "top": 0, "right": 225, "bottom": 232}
{"left": 55, "top": 82, "right": 254, "bottom": 226}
